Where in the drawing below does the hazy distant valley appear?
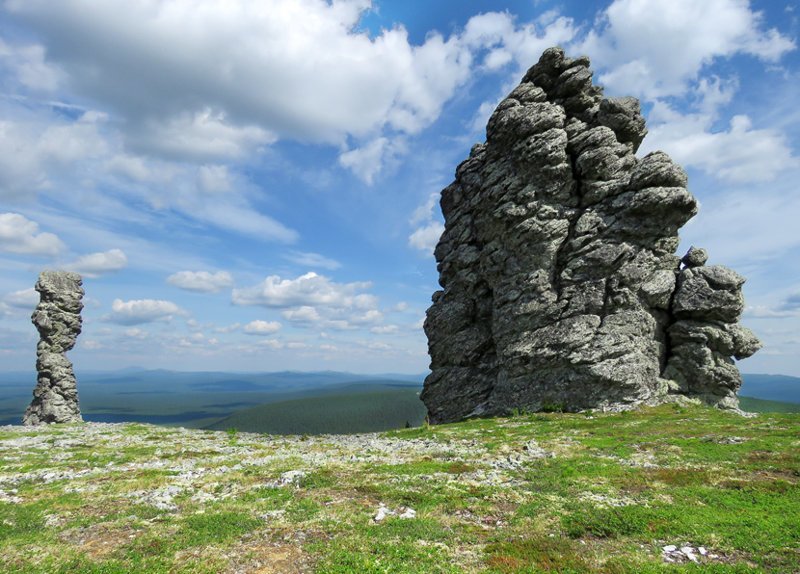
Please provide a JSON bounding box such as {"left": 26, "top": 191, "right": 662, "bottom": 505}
{"left": 1, "top": 371, "right": 798, "bottom": 432}
{"left": 0, "top": 370, "right": 427, "bottom": 432}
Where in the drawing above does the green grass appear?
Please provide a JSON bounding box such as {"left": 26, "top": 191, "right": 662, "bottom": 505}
{"left": 0, "top": 404, "right": 797, "bottom": 573}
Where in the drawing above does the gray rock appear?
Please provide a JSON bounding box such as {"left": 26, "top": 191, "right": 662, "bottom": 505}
{"left": 23, "top": 271, "right": 84, "bottom": 425}
{"left": 663, "top": 253, "right": 761, "bottom": 407}
{"left": 681, "top": 246, "right": 708, "bottom": 268}
{"left": 422, "top": 48, "right": 760, "bottom": 423}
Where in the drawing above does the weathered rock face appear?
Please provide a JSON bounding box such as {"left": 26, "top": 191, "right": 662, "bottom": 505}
{"left": 422, "top": 48, "right": 760, "bottom": 423}
{"left": 23, "top": 271, "right": 84, "bottom": 425}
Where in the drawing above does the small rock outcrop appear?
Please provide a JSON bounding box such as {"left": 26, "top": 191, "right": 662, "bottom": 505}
{"left": 422, "top": 48, "right": 760, "bottom": 423}
{"left": 23, "top": 271, "right": 84, "bottom": 425}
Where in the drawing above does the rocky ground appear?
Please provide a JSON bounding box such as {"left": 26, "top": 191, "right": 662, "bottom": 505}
{"left": 0, "top": 404, "right": 798, "bottom": 573}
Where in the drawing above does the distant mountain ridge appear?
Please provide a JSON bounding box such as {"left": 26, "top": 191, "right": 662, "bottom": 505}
{"left": 739, "top": 374, "right": 800, "bottom": 404}
{"left": 0, "top": 370, "right": 797, "bottom": 428}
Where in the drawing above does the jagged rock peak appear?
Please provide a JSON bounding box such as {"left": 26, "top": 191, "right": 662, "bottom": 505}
{"left": 23, "top": 270, "right": 84, "bottom": 425}
{"left": 422, "top": 47, "right": 760, "bottom": 423}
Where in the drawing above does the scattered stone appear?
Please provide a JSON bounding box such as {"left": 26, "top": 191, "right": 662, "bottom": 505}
{"left": 373, "top": 503, "right": 392, "bottom": 522}
{"left": 278, "top": 470, "right": 306, "bottom": 487}
{"left": 0, "top": 488, "right": 22, "bottom": 504}
{"left": 259, "top": 510, "right": 286, "bottom": 522}
{"left": 398, "top": 507, "right": 417, "bottom": 519}
{"left": 23, "top": 271, "right": 85, "bottom": 425}
{"left": 129, "top": 485, "right": 182, "bottom": 511}
{"left": 373, "top": 504, "right": 416, "bottom": 522}
{"left": 422, "top": 47, "right": 759, "bottom": 423}
{"left": 662, "top": 543, "right": 719, "bottom": 564}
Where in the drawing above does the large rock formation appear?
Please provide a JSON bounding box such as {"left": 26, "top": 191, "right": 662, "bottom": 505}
{"left": 422, "top": 48, "right": 760, "bottom": 423}
{"left": 23, "top": 271, "right": 84, "bottom": 425}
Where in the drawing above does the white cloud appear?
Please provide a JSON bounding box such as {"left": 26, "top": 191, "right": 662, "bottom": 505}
{"left": 235, "top": 272, "right": 388, "bottom": 331}
{"left": 409, "top": 192, "right": 440, "bottom": 226}
{"left": 215, "top": 322, "right": 242, "bottom": 333}
{"left": 642, "top": 103, "right": 798, "bottom": 183}
{"left": 744, "top": 305, "right": 799, "bottom": 319}
{"left": 338, "top": 137, "right": 407, "bottom": 184}
{"left": 4, "top": 287, "right": 38, "bottom": 309}
{"left": 183, "top": 200, "right": 298, "bottom": 244}
{"left": 0, "top": 212, "right": 65, "bottom": 256}
{"left": 106, "top": 298, "right": 185, "bottom": 325}
{"left": 128, "top": 109, "right": 276, "bottom": 163}
{"left": 123, "top": 327, "right": 149, "bottom": 339}
{"left": 4, "top": 2, "right": 581, "bottom": 182}
{"left": 0, "top": 112, "right": 109, "bottom": 198}
{"left": 0, "top": 38, "right": 63, "bottom": 92}
{"left": 370, "top": 324, "right": 399, "bottom": 334}
{"left": 243, "top": 320, "right": 282, "bottom": 335}
{"left": 66, "top": 248, "right": 128, "bottom": 277}
{"left": 259, "top": 339, "right": 284, "bottom": 350}
{"left": 233, "top": 272, "right": 374, "bottom": 309}
{"left": 281, "top": 306, "right": 322, "bottom": 324}
{"left": 283, "top": 251, "right": 341, "bottom": 270}
{"left": 5, "top": 1, "right": 464, "bottom": 152}
{"left": 408, "top": 191, "right": 444, "bottom": 254}
{"left": 167, "top": 270, "right": 233, "bottom": 293}
{"left": 580, "top": 0, "right": 795, "bottom": 99}
{"left": 409, "top": 221, "right": 444, "bottom": 253}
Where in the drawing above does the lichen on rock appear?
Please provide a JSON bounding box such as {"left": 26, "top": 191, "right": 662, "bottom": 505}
{"left": 422, "top": 47, "right": 760, "bottom": 423}
{"left": 23, "top": 270, "right": 84, "bottom": 425}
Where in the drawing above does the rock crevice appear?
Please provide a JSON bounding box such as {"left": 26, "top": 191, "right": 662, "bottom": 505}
{"left": 422, "top": 48, "right": 760, "bottom": 423}
{"left": 23, "top": 270, "right": 84, "bottom": 425}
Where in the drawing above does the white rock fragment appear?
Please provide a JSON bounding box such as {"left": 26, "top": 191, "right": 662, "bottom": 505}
{"left": 279, "top": 470, "right": 306, "bottom": 486}
{"left": 374, "top": 504, "right": 393, "bottom": 522}
{"left": 398, "top": 507, "right": 416, "bottom": 519}
{"left": 681, "top": 546, "right": 699, "bottom": 563}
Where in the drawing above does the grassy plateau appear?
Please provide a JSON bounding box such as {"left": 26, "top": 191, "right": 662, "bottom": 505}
{"left": 0, "top": 403, "right": 798, "bottom": 573}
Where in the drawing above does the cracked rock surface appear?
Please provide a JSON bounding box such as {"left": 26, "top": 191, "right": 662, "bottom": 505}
{"left": 23, "top": 270, "right": 84, "bottom": 425}
{"left": 422, "top": 47, "right": 760, "bottom": 423}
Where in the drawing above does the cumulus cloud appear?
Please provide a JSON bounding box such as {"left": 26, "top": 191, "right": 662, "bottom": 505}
{"left": 580, "top": 0, "right": 795, "bottom": 99}
{"left": 0, "top": 37, "right": 63, "bottom": 92}
{"left": 4, "top": 1, "right": 582, "bottom": 182}
{"left": 105, "top": 298, "right": 185, "bottom": 325}
{"left": 4, "top": 287, "right": 38, "bottom": 309}
{"left": 283, "top": 251, "right": 341, "bottom": 271}
{"left": 642, "top": 104, "right": 798, "bottom": 182}
{"left": 370, "top": 324, "right": 399, "bottom": 334}
{"left": 233, "top": 272, "right": 374, "bottom": 309}
{"left": 408, "top": 191, "right": 444, "bottom": 254}
{"left": 243, "top": 320, "right": 282, "bottom": 335}
{"left": 0, "top": 212, "right": 65, "bottom": 255}
{"left": 5, "top": 1, "right": 462, "bottom": 152}
{"left": 66, "top": 248, "right": 128, "bottom": 277}
{"left": 0, "top": 112, "right": 108, "bottom": 198}
{"left": 167, "top": 270, "right": 234, "bottom": 293}
{"left": 409, "top": 221, "right": 444, "bottom": 253}
{"left": 234, "top": 271, "right": 384, "bottom": 330}
{"left": 338, "top": 137, "right": 406, "bottom": 184}
{"left": 281, "top": 306, "right": 322, "bottom": 324}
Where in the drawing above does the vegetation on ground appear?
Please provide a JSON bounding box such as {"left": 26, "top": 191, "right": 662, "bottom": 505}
{"left": 205, "top": 387, "right": 427, "bottom": 434}
{"left": 0, "top": 404, "right": 798, "bottom": 573}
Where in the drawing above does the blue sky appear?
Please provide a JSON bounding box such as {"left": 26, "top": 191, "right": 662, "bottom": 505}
{"left": 1, "top": 0, "right": 798, "bottom": 375}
